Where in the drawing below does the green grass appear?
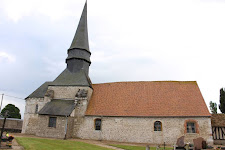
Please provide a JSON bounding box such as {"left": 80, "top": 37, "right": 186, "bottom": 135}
{"left": 110, "top": 144, "right": 173, "bottom": 150}
{"left": 16, "top": 137, "right": 113, "bottom": 150}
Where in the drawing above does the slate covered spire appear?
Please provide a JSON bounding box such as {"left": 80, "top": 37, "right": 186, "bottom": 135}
{"left": 66, "top": 1, "right": 91, "bottom": 75}
{"left": 69, "top": 2, "right": 89, "bottom": 51}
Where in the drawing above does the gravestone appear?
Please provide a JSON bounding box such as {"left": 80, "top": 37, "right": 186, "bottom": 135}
{"left": 202, "top": 140, "right": 207, "bottom": 149}
{"left": 176, "top": 136, "right": 185, "bottom": 150}
{"left": 193, "top": 137, "right": 204, "bottom": 150}
{"left": 176, "top": 136, "right": 185, "bottom": 147}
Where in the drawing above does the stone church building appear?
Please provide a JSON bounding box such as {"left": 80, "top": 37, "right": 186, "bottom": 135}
{"left": 22, "top": 2, "right": 213, "bottom": 145}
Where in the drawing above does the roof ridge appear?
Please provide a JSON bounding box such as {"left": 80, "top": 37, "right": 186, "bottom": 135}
{"left": 92, "top": 81, "right": 197, "bottom": 85}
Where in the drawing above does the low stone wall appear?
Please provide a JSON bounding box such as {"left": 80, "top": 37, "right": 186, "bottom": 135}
{"left": 0, "top": 118, "right": 23, "bottom": 133}
{"left": 77, "top": 116, "right": 213, "bottom": 145}
{"left": 214, "top": 140, "right": 225, "bottom": 145}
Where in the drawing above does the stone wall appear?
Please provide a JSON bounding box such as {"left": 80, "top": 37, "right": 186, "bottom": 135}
{"left": 36, "top": 115, "right": 74, "bottom": 139}
{"left": 48, "top": 86, "right": 92, "bottom": 100}
{"left": 0, "top": 118, "right": 23, "bottom": 132}
{"left": 66, "top": 117, "right": 75, "bottom": 138}
{"left": 48, "top": 86, "right": 93, "bottom": 138}
{"left": 22, "top": 86, "right": 93, "bottom": 137}
{"left": 77, "top": 116, "right": 213, "bottom": 145}
{"left": 22, "top": 98, "right": 50, "bottom": 134}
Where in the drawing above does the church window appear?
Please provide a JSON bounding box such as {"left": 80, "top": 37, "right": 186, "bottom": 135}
{"left": 35, "top": 104, "right": 38, "bottom": 114}
{"left": 154, "top": 121, "right": 162, "bottom": 131}
{"left": 187, "top": 122, "right": 196, "bottom": 133}
{"left": 95, "top": 118, "right": 101, "bottom": 130}
{"left": 49, "top": 117, "right": 57, "bottom": 128}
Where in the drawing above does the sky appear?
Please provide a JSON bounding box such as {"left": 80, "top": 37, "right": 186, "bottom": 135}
{"left": 0, "top": 0, "right": 225, "bottom": 118}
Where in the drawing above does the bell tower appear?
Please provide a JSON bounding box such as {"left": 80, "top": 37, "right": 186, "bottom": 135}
{"left": 66, "top": 2, "right": 91, "bottom": 75}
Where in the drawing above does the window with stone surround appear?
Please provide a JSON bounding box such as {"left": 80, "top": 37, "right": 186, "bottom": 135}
{"left": 154, "top": 121, "right": 162, "bottom": 131}
{"left": 184, "top": 119, "right": 199, "bottom": 134}
{"left": 49, "top": 117, "right": 57, "bottom": 128}
{"left": 95, "top": 118, "right": 101, "bottom": 130}
{"left": 35, "top": 104, "right": 38, "bottom": 114}
{"left": 187, "top": 122, "right": 196, "bottom": 133}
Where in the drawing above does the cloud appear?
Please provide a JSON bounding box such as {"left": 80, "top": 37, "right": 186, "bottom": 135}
{"left": 0, "top": 0, "right": 84, "bottom": 22}
{"left": 0, "top": 51, "right": 15, "bottom": 63}
{"left": 41, "top": 57, "right": 65, "bottom": 78}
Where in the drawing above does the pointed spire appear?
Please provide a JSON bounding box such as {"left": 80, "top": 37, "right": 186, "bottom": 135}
{"left": 66, "top": 1, "right": 91, "bottom": 75}
{"left": 69, "top": 1, "right": 89, "bottom": 52}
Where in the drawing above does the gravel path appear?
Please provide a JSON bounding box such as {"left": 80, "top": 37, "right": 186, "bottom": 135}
{"left": 11, "top": 139, "right": 24, "bottom": 150}
{"left": 69, "top": 139, "right": 125, "bottom": 150}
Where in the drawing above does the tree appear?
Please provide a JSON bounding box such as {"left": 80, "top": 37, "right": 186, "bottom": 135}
{"left": 209, "top": 101, "right": 217, "bottom": 114}
{"left": 1, "top": 104, "right": 21, "bottom": 119}
{"left": 219, "top": 88, "right": 225, "bottom": 113}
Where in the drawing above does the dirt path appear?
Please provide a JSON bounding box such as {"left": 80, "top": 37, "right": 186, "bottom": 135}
{"left": 11, "top": 138, "right": 24, "bottom": 150}
{"left": 69, "top": 139, "right": 125, "bottom": 150}
{"left": 0, "top": 138, "right": 24, "bottom": 150}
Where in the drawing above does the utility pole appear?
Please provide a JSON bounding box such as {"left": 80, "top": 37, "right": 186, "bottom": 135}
{"left": 0, "top": 94, "right": 3, "bottom": 113}
{"left": 0, "top": 110, "right": 9, "bottom": 147}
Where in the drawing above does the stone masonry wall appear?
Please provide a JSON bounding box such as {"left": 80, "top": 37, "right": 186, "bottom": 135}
{"left": 0, "top": 118, "right": 23, "bottom": 132}
{"left": 22, "top": 86, "right": 93, "bottom": 137}
{"left": 36, "top": 115, "right": 71, "bottom": 139}
{"left": 66, "top": 117, "right": 75, "bottom": 138}
{"left": 77, "top": 116, "right": 213, "bottom": 145}
{"left": 22, "top": 98, "right": 50, "bottom": 134}
{"left": 48, "top": 86, "right": 92, "bottom": 100}
{"left": 48, "top": 86, "right": 93, "bottom": 138}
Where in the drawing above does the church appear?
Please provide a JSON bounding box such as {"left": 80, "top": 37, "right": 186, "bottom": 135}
{"left": 22, "top": 2, "right": 213, "bottom": 145}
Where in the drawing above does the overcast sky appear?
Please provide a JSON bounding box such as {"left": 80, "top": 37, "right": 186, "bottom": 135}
{"left": 0, "top": 0, "right": 225, "bottom": 118}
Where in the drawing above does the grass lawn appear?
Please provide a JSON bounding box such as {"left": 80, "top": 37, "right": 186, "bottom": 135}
{"left": 110, "top": 144, "right": 173, "bottom": 150}
{"left": 16, "top": 137, "right": 113, "bottom": 150}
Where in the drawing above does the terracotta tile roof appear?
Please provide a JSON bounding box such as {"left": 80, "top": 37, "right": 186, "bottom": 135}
{"left": 85, "top": 81, "right": 210, "bottom": 117}
{"left": 211, "top": 114, "right": 225, "bottom": 127}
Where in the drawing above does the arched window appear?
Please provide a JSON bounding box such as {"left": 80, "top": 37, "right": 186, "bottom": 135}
{"left": 154, "top": 121, "right": 162, "bottom": 131}
{"left": 95, "top": 118, "right": 101, "bottom": 130}
{"left": 187, "top": 122, "right": 196, "bottom": 133}
{"left": 35, "top": 104, "right": 38, "bottom": 114}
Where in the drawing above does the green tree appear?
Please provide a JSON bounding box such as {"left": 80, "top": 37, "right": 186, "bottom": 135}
{"left": 1, "top": 104, "right": 21, "bottom": 119}
{"left": 219, "top": 88, "right": 225, "bottom": 113}
{"left": 209, "top": 101, "right": 217, "bottom": 114}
